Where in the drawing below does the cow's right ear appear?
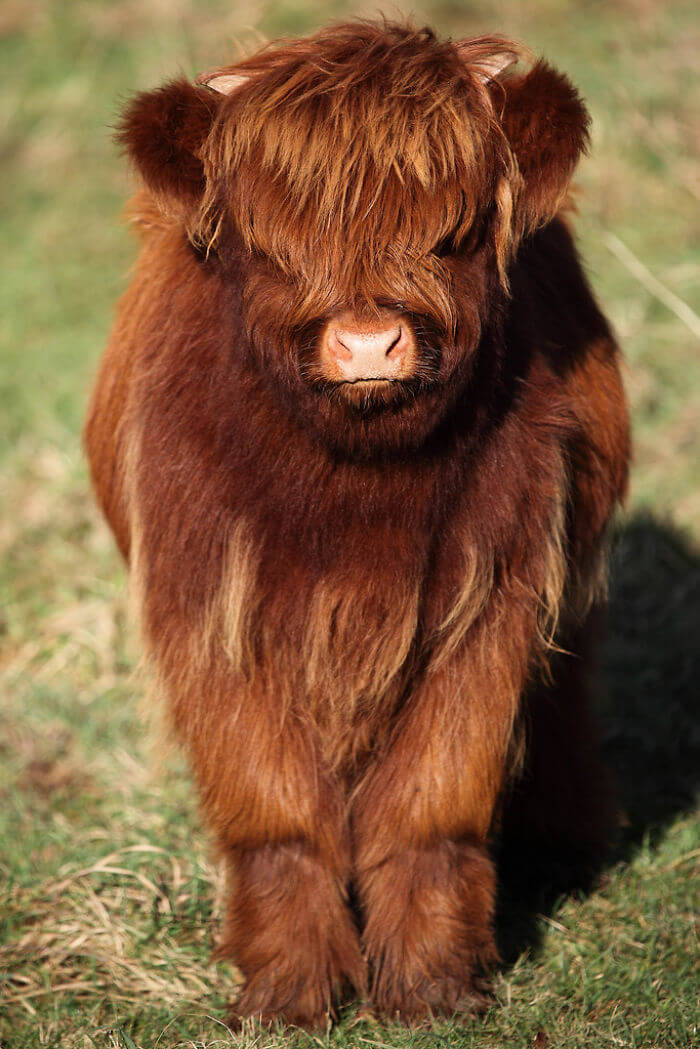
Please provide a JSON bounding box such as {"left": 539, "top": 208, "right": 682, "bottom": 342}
{"left": 117, "top": 80, "right": 220, "bottom": 204}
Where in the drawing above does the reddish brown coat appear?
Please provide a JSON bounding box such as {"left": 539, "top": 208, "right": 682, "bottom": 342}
{"left": 85, "top": 21, "right": 629, "bottom": 1027}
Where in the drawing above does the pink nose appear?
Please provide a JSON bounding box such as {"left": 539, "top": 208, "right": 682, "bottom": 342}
{"left": 327, "top": 325, "right": 409, "bottom": 381}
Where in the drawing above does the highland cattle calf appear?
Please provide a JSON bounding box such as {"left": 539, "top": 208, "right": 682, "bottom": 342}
{"left": 85, "top": 20, "right": 630, "bottom": 1027}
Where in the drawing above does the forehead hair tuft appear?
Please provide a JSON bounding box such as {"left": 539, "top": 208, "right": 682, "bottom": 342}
{"left": 194, "top": 21, "right": 526, "bottom": 318}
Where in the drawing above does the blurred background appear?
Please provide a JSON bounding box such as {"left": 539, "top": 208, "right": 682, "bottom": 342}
{"left": 1, "top": 2, "right": 698, "bottom": 1048}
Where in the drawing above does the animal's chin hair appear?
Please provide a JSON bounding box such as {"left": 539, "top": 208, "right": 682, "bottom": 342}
{"left": 311, "top": 376, "right": 439, "bottom": 414}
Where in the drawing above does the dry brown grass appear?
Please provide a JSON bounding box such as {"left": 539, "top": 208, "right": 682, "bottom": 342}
{"left": 0, "top": 848, "right": 227, "bottom": 1013}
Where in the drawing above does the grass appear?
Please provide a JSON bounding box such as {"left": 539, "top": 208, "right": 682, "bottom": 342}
{"left": 1, "top": 1, "right": 698, "bottom": 1047}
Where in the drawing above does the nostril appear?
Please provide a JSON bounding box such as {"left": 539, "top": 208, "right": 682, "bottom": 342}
{"left": 385, "top": 326, "right": 405, "bottom": 357}
{"left": 330, "top": 329, "right": 353, "bottom": 361}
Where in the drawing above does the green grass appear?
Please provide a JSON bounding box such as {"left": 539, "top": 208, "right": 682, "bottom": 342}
{"left": 1, "top": 1, "right": 698, "bottom": 1047}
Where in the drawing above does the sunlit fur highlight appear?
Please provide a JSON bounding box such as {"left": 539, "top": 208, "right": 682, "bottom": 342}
{"left": 430, "top": 533, "right": 495, "bottom": 670}
{"left": 202, "top": 518, "right": 259, "bottom": 678}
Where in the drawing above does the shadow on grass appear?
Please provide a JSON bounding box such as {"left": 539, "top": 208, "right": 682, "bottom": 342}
{"left": 496, "top": 511, "right": 700, "bottom": 965}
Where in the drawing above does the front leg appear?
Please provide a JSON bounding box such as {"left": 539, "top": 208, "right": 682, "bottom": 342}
{"left": 220, "top": 841, "right": 364, "bottom": 1027}
{"left": 167, "top": 669, "right": 366, "bottom": 1027}
{"left": 357, "top": 838, "right": 499, "bottom": 1021}
{"left": 120, "top": 448, "right": 367, "bottom": 1022}
{"left": 353, "top": 606, "right": 533, "bottom": 1021}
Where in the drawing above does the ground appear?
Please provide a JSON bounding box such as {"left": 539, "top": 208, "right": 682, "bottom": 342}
{"left": 0, "top": 1, "right": 698, "bottom": 1047}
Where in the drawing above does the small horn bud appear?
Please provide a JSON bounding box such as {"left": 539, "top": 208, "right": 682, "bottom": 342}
{"left": 196, "top": 71, "right": 249, "bottom": 95}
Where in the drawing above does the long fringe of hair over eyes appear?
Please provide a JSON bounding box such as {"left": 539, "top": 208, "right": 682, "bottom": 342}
{"left": 193, "top": 22, "right": 526, "bottom": 327}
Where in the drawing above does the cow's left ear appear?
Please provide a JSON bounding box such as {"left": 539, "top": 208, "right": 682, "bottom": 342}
{"left": 496, "top": 61, "right": 590, "bottom": 233}
{"left": 117, "top": 79, "right": 220, "bottom": 204}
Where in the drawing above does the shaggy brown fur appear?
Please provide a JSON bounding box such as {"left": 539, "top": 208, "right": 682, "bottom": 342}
{"left": 85, "top": 19, "right": 629, "bottom": 1028}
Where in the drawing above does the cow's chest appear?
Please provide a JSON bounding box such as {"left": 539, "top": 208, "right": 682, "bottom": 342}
{"left": 253, "top": 511, "right": 432, "bottom": 771}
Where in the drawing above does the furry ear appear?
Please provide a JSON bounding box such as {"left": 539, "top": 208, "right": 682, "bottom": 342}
{"left": 117, "top": 79, "right": 220, "bottom": 203}
{"left": 497, "top": 61, "right": 590, "bottom": 233}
